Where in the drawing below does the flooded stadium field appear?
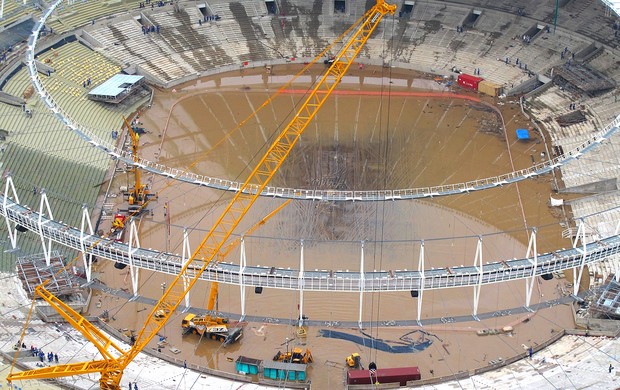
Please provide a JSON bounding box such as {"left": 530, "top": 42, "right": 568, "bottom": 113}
{"left": 92, "top": 64, "right": 574, "bottom": 388}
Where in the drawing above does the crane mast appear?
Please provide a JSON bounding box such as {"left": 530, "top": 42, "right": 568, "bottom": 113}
{"left": 7, "top": 1, "right": 396, "bottom": 388}
{"left": 122, "top": 116, "right": 152, "bottom": 207}
{"left": 207, "top": 199, "right": 291, "bottom": 313}
{"left": 181, "top": 199, "right": 292, "bottom": 340}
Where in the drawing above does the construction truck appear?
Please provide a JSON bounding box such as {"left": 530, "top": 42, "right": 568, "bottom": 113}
{"left": 181, "top": 313, "right": 242, "bottom": 344}
{"left": 181, "top": 271, "right": 243, "bottom": 344}
{"left": 346, "top": 352, "right": 361, "bottom": 369}
{"left": 273, "top": 347, "right": 314, "bottom": 364}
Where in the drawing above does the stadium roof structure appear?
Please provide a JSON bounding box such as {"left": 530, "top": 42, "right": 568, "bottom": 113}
{"left": 87, "top": 74, "right": 145, "bottom": 104}
{"left": 0, "top": 19, "right": 34, "bottom": 51}
{"left": 601, "top": 0, "right": 620, "bottom": 17}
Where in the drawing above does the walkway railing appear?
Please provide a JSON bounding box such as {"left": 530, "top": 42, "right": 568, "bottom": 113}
{"left": 2, "top": 191, "right": 619, "bottom": 293}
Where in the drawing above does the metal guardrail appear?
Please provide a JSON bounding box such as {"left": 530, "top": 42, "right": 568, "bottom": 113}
{"left": 2, "top": 193, "right": 620, "bottom": 293}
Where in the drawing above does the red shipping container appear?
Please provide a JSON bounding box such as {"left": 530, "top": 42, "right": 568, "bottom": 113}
{"left": 347, "top": 366, "right": 421, "bottom": 386}
{"left": 457, "top": 73, "right": 483, "bottom": 90}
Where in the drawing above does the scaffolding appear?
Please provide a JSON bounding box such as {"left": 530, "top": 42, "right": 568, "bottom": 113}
{"left": 16, "top": 251, "right": 79, "bottom": 299}
{"left": 590, "top": 279, "right": 620, "bottom": 319}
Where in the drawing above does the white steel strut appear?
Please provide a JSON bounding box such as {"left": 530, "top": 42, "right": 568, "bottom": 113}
{"left": 2, "top": 179, "right": 620, "bottom": 311}
{"left": 79, "top": 205, "right": 96, "bottom": 283}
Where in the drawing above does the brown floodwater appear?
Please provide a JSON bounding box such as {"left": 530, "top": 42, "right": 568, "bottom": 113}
{"left": 91, "top": 64, "right": 574, "bottom": 388}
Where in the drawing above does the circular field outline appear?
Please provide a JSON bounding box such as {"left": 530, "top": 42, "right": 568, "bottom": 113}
{"left": 25, "top": 0, "right": 620, "bottom": 202}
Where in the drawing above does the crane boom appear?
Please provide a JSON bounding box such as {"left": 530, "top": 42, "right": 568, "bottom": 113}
{"left": 127, "top": 7, "right": 394, "bottom": 381}
{"left": 207, "top": 199, "right": 292, "bottom": 312}
{"left": 8, "top": 360, "right": 112, "bottom": 381}
{"left": 34, "top": 285, "right": 126, "bottom": 360}
{"left": 123, "top": 116, "right": 149, "bottom": 206}
{"left": 7, "top": 2, "right": 395, "bottom": 388}
{"left": 184, "top": 198, "right": 291, "bottom": 342}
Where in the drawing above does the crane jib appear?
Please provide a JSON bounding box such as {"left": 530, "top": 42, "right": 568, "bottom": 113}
{"left": 371, "top": 12, "right": 381, "bottom": 23}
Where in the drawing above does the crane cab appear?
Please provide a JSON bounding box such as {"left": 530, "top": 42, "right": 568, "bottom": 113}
{"left": 346, "top": 352, "right": 361, "bottom": 369}
{"left": 181, "top": 313, "right": 196, "bottom": 328}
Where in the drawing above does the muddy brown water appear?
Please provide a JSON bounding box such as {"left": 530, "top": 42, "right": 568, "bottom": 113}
{"left": 91, "top": 65, "right": 574, "bottom": 388}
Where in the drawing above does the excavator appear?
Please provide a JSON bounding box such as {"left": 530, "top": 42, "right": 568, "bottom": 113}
{"left": 6, "top": 2, "right": 396, "bottom": 388}
{"left": 111, "top": 213, "right": 129, "bottom": 269}
{"left": 273, "top": 347, "right": 314, "bottom": 364}
{"left": 110, "top": 213, "right": 127, "bottom": 242}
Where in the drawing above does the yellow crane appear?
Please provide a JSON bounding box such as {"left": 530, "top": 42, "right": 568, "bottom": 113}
{"left": 122, "top": 116, "right": 151, "bottom": 207}
{"left": 7, "top": 2, "right": 396, "bottom": 388}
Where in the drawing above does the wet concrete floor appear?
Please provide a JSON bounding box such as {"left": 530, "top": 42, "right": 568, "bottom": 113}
{"left": 91, "top": 64, "right": 575, "bottom": 388}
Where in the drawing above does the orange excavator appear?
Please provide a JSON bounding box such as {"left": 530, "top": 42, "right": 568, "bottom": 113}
{"left": 346, "top": 352, "right": 362, "bottom": 369}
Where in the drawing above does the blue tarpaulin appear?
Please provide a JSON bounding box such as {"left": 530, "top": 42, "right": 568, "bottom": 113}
{"left": 516, "top": 128, "right": 530, "bottom": 140}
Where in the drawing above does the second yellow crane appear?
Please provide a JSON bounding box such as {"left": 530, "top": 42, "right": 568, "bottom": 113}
{"left": 122, "top": 116, "right": 155, "bottom": 207}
